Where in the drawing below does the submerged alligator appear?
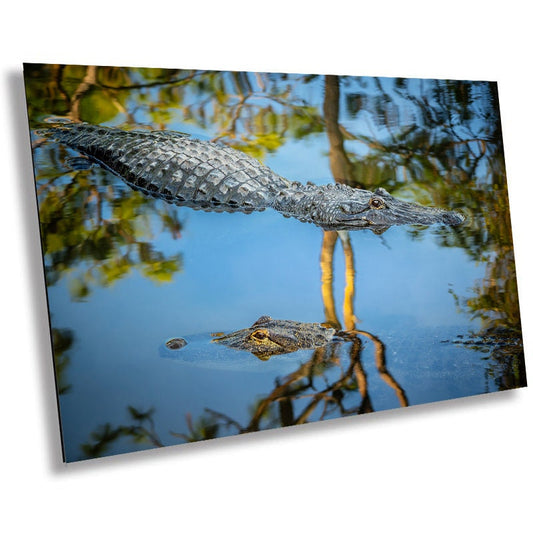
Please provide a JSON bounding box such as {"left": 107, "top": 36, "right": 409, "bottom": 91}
{"left": 37, "top": 122, "right": 465, "bottom": 231}
{"left": 166, "top": 315, "right": 346, "bottom": 360}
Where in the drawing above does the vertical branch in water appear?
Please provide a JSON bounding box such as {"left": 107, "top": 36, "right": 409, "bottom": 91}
{"left": 356, "top": 329, "right": 408, "bottom": 407}
{"left": 69, "top": 65, "right": 97, "bottom": 121}
{"left": 321, "top": 73, "right": 407, "bottom": 408}
{"left": 320, "top": 230, "right": 341, "bottom": 329}
{"left": 338, "top": 231, "right": 358, "bottom": 329}
{"left": 319, "top": 230, "right": 358, "bottom": 331}
{"left": 350, "top": 341, "right": 373, "bottom": 413}
{"left": 51, "top": 64, "right": 70, "bottom": 105}
{"left": 323, "top": 75, "right": 359, "bottom": 187}
{"left": 322, "top": 75, "right": 359, "bottom": 330}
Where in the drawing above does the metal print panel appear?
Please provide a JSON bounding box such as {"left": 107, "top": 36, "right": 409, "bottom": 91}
{"left": 24, "top": 64, "right": 527, "bottom": 462}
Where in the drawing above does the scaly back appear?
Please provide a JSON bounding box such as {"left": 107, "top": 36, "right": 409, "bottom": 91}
{"left": 38, "top": 123, "right": 292, "bottom": 213}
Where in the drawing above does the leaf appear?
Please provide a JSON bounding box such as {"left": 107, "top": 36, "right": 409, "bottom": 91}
{"left": 78, "top": 88, "right": 121, "bottom": 124}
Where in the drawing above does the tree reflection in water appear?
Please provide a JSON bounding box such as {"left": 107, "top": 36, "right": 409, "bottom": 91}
{"left": 27, "top": 66, "right": 521, "bottom": 340}
{"left": 322, "top": 74, "right": 524, "bottom": 388}
{"left": 170, "top": 232, "right": 408, "bottom": 444}
{"left": 79, "top": 225, "right": 409, "bottom": 456}
{"left": 24, "top": 65, "right": 525, "bottom": 459}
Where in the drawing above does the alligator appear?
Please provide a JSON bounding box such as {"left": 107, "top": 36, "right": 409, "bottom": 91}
{"left": 165, "top": 315, "right": 346, "bottom": 360}
{"left": 36, "top": 122, "right": 465, "bottom": 231}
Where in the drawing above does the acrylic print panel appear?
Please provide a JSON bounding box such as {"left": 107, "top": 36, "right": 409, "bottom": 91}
{"left": 24, "top": 64, "right": 526, "bottom": 462}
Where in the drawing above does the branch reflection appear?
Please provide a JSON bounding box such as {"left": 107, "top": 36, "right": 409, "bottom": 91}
{"left": 25, "top": 67, "right": 521, "bottom": 458}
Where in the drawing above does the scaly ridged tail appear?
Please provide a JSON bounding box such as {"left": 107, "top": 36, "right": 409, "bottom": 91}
{"left": 36, "top": 122, "right": 292, "bottom": 213}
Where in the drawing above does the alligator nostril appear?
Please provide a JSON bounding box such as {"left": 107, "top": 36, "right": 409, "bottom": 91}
{"left": 165, "top": 338, "right": 187, "bottom": 350}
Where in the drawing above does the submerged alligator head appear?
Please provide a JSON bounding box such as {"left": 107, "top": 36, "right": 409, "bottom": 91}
{"left": 211, "top": 315, "right": 337, "bottom": 360}
{"left": 36, "top": 122, "right": 465, "bottom": 232}
{"left": 273, "top": 183, "right": 465, "bottom": 231}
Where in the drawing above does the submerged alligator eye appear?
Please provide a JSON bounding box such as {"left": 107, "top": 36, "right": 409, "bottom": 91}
{"left": 369, "top": 197, "right": 385, "bottom": 209}
{"left": 251, "top": 330, "right": 268, "bottom": 341}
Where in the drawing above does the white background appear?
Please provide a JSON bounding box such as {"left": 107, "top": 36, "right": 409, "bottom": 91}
{"left": 2, "top": 1, "right": 531, "bottom": 531}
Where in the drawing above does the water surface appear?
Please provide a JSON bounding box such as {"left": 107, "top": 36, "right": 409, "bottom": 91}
{"left": 24, "top": 65, "right": 525, "bottom": 461}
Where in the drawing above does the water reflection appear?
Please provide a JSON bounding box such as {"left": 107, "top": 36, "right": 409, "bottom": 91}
{"left": 51, "top": 326, "right": 74, "bottom": 395}
{"left": 174, "top": 333, "right": 401, "bottom": 438}
{"left": 80, "top": 224, "right": 408, "bottom": 456}
{"left": 34, "top": 147, "right": 184, "bottom": 300}
{"left": 177, "top": 228, "right": 409, "bottom": 435}
{"left": 322, "top": 73, "right": 524, "bottom": 389}
{"left": 24, "top": 64, "right": 525, "bottom": 460}
{"left": 36, "top": 121, "right": 464, "bottom": 231}
{"left": 318, "top": 229, "right": 408, "bottom": 408}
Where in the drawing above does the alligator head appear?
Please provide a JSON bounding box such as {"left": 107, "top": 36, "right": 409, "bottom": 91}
{"left": 275, "top": 183, "right": 465, "bottom": 232}
{"left": 211, "top": 315, "right": 336, "bottom": 360}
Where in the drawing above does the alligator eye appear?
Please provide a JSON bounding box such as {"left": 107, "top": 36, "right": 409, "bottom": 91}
{"left": 340, "top": 204, "right": 350, "bottom": 213}
{"left": 369, "top": 197, "right": 385, "bottom": 209}
{"left": 251, "top": 330, "right": 268, "bottom": 341}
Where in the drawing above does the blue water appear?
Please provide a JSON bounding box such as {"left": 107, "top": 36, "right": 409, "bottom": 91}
{"left": 26, "top": 67, "right": 525, "bottom": 461}
{"left": 43, "top": 180, "right": 487, "bottom": 461}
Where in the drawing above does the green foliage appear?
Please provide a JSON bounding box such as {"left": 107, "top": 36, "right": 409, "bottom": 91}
{"left": 81, "top": 406, "right": 162, "bottom": 459}
{"left": 33, "top": 155, "right": 183, "bottom": 300}
{"left": 78, "top": 88, "right": 121, "bottom": 124}
{"left": 170, "top": 412, "right": 220, "bottom": 443}
{"left": 26, "top": 65, "right": 324, "bottom": 301}
{"left": 26, "top": 65, "right": 523, "bottom": 407}
{"left": 335, "top": 76, "right": 519, "bottom": 340}
{"left": 51, "top": 326, "right": 74, "bottom": 395}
